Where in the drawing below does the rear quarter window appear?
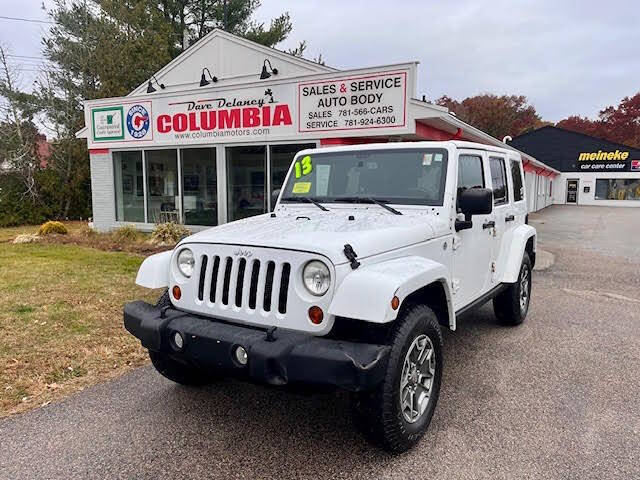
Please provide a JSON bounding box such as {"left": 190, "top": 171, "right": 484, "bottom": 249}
{"left": 510, "top": 160, "right": 525, "bottom": 202}
{"left": 489, "top": 157, "right": 509, "bottom": 205}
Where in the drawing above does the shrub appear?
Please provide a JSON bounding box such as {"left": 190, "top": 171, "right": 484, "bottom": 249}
{"left": 151, "top": 222, "right": 191, "bottom": 245}
{"left": 38, "top": 221, "right": 68, "bottom": 236}
{"left": 112, "top": 224, "right": 139, "bottom": 243}
{"left": 13, "top": 234, "right": 40, "bottom": 244}
{"left": 79, "top": 225, "right": 97, "bottom": 237}
{"left": 0, "top": 175, "right": 50, "bottom": 227}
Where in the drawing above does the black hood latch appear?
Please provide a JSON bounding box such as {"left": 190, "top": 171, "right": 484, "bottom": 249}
{"left": 343, "top": 244, "right": 361, "bottom": 270}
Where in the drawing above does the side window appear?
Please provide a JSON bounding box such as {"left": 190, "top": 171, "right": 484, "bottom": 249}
{"left": 457, "top": 154, "right": 485, "bottom": 208}
{"left": 458, "top": 154, "right": 484, "bottom": 188}
{"left": 510, "top": 159, "right": 524, "bottom": 202}
{"left": 489, "top": 157, "right": 508, "bottom": 205}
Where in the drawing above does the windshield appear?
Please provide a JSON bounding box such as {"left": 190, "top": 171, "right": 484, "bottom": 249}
{"left": 280, "top": 148, "right": 448, "bottom": 206}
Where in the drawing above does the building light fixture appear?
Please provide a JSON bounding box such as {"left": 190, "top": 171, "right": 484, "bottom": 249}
{"left": 146, "top": 75, "right": 165, "bottom": 93}
{"left": 199, "top": 67, "right": 218, "bottom": 87}
{"left": 260, "top": 59, "right": 278, "bottom": 79}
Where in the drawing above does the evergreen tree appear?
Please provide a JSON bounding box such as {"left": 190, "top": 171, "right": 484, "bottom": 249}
{"left": 17, "top": 0, "right": 299, "bottom": 222}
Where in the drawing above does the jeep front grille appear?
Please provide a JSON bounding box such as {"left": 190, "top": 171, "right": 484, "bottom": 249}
{"left": 197, "top": 255, "right": 291, "bottom": 314}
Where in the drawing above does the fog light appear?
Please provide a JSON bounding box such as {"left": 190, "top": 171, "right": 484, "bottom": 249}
{"left": 173, "top": 331, "right": 184, "bottom": 350}
{"left": 308, "top": 306, "right": 324, "bottom": 325}
{"left": 172, "top": 285, "right": 181, "bottom": 300}
{"left": 234, "top": 346, "right": 248, "bottom": 366}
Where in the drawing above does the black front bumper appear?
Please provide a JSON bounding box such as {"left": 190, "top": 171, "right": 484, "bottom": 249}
{"left": 124, "top": 301, "right": 390, "bottom": 391}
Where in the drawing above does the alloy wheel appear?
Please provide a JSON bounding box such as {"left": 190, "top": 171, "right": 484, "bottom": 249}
{"left": 520, "top": 264, "right": 530, "bottom": 313}
{"left": 400, "top": 334, "right": 436, "bottom": 423}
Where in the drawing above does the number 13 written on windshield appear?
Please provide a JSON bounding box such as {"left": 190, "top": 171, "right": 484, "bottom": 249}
{"left": 295, "top": 155, "right": 313, "bottom": 179}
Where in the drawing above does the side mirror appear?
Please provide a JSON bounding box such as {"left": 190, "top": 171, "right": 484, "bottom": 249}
{"left": 455, "top": 188, "right": 493, "bottom": 231}
{"left": 271, "top": 188, "right": 281, "bottom": 209}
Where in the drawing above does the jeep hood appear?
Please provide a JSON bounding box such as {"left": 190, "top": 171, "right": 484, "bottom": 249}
{"left": 182, "top": 209, "right": 449, "bottom": 265}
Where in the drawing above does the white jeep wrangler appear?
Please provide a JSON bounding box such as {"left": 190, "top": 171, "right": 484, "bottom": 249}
{"left": 125, "top": 141, "right": 535, "bottom": 452}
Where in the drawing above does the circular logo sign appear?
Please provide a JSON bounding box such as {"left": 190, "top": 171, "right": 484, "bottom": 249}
{"left": 126, "top": 105, "right": 150, "bottom": 139}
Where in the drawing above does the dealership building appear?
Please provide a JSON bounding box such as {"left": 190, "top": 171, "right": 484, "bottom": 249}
{"left": 511, "top": 126, "right": 640, "bottom": 207}
{"left": 77, "top": 29, "right": 558, "bottom": 231}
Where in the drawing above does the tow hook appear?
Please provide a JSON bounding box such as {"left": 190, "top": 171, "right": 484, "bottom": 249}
{"left": 265, "top": 326, "right": 278, "bottom": 342}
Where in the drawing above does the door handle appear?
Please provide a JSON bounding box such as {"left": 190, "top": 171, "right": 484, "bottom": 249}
{"left": 505, "top": 215, "right": 515, "bottom": 222}
{"left": 482, "top": 221, "right": 495, "bottom": 229}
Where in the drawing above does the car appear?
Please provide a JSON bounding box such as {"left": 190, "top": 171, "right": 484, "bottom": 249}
{"left": 124, "top": 141, "right": 535, "bottom": 453}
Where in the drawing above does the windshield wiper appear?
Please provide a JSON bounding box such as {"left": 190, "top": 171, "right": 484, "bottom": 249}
{"left": 281, "top": 196, "right": 330, "bottom": 212}
{"left": 334, "top": 196, "right": 402, "bottom": 215}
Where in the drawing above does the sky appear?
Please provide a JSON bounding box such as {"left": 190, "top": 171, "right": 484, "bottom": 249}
{"left": 1, "top": 0, "right": 639, "bottom": 122}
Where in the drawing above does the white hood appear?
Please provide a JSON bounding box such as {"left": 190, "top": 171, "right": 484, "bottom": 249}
{"left": 182, "top": 207, "right": 449, "bottom": 265}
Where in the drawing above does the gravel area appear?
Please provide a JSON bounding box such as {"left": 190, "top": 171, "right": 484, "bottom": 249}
{"left": 1, "top": 205, "right": 638, "bottom": 480}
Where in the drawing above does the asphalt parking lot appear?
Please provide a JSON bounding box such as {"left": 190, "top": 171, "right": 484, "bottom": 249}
{"left": 1, "top": 205, "right": 638, "bottom": 480}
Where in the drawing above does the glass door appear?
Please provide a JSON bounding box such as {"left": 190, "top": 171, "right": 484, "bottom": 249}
{"left": 181, "top": 148, "right": 217, "bottom": 226}
{"left": 566, "top": 179, "right": 578, "bottom": 204}
{"left": 113, "top": 151, "right": 145, "bottom": 222}
{"left": 226, "top": 146, "right": 266, "bottom": 221}
{"left": 145, "top": 149, "right": 179, "bottom": 224}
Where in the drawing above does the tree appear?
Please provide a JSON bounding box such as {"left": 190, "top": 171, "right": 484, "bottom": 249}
{"left": 435, "top": 94, "right": 544, "bottom": 140}
{"left": 556, "top": 93, "right": 640, "bottom": 148}
{"left": 0, "top": 44, "right": 42, "bottom": 203}
{"left": 1, "top": 0, "right": 311, "bottom": 224}
{"left": 146, "top": 0, "right": 293, "bottom": 56}
{"left": 29, "top": 0, "right": 306, "bottom": 221}
{"left": 555, "top": 116, "right": 606, "bottom": 139}
{"left": 0, "top": 44, "right": 56, "bottom": 225}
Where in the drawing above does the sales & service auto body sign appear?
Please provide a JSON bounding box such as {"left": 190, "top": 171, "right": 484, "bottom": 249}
{"left": 297, "top": 71, "right": 407, "bottom": 133}
{"left": 87, "top": 66, "right": 415, "bottom": 147}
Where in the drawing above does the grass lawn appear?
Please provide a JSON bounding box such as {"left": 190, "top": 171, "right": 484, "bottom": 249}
{"left": 0, "top": 237, "right": 162, "bottom": 417}
{"left": 0, "top": 222, "right": 86, "bottom": 242}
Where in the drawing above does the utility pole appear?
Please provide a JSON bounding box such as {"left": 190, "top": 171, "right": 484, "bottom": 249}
{"left": 223, "top": 0, "right": 228, "bottom": 31}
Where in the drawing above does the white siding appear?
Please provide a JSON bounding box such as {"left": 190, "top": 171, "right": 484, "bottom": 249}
{"left": 89, "top": 151, "right": 116, "bottom": 232}
{"left": 553, "top": 172, "right": 640, "bottom": 207}
{"left": 524, "top": 170, "right": 555, "bottom": 213}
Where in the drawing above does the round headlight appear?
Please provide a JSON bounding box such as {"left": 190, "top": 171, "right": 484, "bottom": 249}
{"left": 302, "top": 260, "right": 331, "bottom": 296}
{"left": 177, "top": 248, "right": 195, "bottom": 277}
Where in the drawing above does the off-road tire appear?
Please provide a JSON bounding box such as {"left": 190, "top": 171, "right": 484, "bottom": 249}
{"left": 149, "top": 351, "right": 212, "bottom": 386}
{"left": 493, "top": 252, "right": 532, "bottom": 326}
{"left": 351, "top": 304, "right": 443, "bottom": 453}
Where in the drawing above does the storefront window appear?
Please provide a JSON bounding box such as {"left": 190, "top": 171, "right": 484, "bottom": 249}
{"left": 113, "top": 151, "right": 144, "bottom": 222}
{"left": 181, "top": 148, "right": 217, "bottom": 226}
{"left": 146, "top": 149, "right": 179, "bottom": 223}
{"left": 595, "top": 178, "right": 640, "bottom": 200}
{"left": 227, "top": 146, "right": 266, "bottom": 221}
{"left": 270, "top": 144, "right": 316, "bottom": 208}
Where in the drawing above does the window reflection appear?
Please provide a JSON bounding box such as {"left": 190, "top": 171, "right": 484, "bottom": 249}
{"left": 113, "top": 151, "right": 144, "bottom": 222}
{"left": 227, "top": 146, "right": 266, "bottom": 221}
{"left": 146, "top": 149, "right": 179, "bottom": 223}
{"left": 595, "top": 178, "right": 640, "bottom": 200}
{"left": 182, "top": 148, "right": 217, "bottom": 226}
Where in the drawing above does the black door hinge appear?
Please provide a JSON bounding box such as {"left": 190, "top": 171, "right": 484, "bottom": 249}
{"left": 343, "top": 244, "right": 361, "bottom": 270}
